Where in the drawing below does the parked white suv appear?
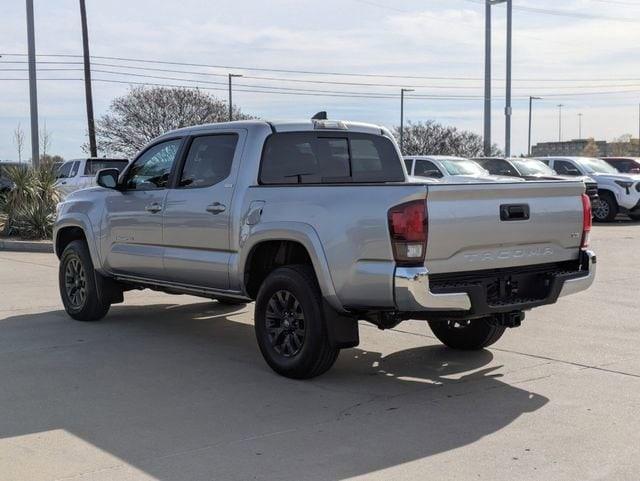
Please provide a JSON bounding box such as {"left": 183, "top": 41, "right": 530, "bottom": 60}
{"left": 404, "top": 156, "right": 524, "bottom": 183}
{"left": 55, "top": 158, "right": 129, "bottom": 197}
{"left": 538, "top": 157, "right": 640, "bottom": 222}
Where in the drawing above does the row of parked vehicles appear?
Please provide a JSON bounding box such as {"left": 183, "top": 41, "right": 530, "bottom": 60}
{"left": 403, "top": 155, "right": 640, "bottom": 222}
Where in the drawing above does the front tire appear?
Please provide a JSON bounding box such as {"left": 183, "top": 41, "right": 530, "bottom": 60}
{"left": 428, "top": 318, "right": 506, "bottom": 350}
{"left": 592, "top": 192, "right": 618, "bottom": 222}
{"left": 59, "top": 240, "right": 110, "bottom": 321}
{"left": 254, "top": 265, "right": 339, "bottom": 379}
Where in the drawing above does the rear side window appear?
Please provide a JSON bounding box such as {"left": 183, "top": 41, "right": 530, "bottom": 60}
{"left": 178, "top": 134, "right": 239, "bottom": 188}
{"left": 84, "top": 160, "right": 129, "bottom": 176}
{"left": 260, "top": 132, "right": 404, "bottom": 184}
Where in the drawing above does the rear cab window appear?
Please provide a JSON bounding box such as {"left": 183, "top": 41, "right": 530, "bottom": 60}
{"left": 260, "top": 132, "right": 405, "bottom": 184}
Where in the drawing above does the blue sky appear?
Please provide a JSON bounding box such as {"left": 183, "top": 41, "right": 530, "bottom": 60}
{"left": 1, "top": 0, "right": 640, "bottom": 160}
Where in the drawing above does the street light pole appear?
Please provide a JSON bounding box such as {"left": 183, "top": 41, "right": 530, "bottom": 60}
{"left": 25, "top": 0, "right": 39, "bottom": 167}
{"left": 578, "top": 113, "right": 583, "bottom": 139}
{"left": 557, "top": 104, "right": 564, "bottom": 142}
{"left": 504, "top": 0, "right": 512, "bottom": 157}
{"left": 484, "top": 0, "right": 512, "bottom": 157}
{"left": 483, "top": 0, "right": 492, "bottom": 156}
{"left": 400, "top": 88, "right": 414, "bottom": 154}
{"left": 228, "top": 73, "right": 242, "bottom": 122}
{"left": 79, "top": 0, "right": 97, "bottom": 157}
{"left": 528, "top": 96, "right": 542, "bottom": 157}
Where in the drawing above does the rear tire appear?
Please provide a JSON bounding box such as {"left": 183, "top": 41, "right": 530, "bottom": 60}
{"left": 592, "top": 192, "right": 618, "bottom": 222}
{"left": 254, "top": 265, "right": 339, "bottom": 379}
{"left": 428, "top": 318, "right": 506, "bottom": 350}
{"left": 59, "top": 240, "right": 110, "bottom": 321}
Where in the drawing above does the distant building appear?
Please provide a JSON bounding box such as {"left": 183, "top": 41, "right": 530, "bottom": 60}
{"left": 532, "top": 139, "right": 640, "bottom": 157}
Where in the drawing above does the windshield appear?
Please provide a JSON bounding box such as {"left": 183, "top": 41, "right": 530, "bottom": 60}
{"left": 511, "top": 159, "right": 555, "bottom": 176}
{"left": 575, "top": 157, "right": 619, "bottom": 174}
{"left": 439, "top": 159, "right": 488, "bottom": 176}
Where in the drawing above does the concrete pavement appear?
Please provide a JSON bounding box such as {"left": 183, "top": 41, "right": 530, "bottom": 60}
{"left": 0, "top": 222, "right": 639, "bottom": 480}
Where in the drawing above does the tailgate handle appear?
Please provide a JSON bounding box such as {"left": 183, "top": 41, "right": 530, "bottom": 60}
{"left": 500, "top": 204, "right": 530, "bottom": 221}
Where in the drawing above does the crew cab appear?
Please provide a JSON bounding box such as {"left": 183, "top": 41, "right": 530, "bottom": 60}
{"left": 474, "top": 157, "right": 598, "bottom": 203}
{"left": 55, "top": 158, "right": 129, "bottom": 197}
{"left": 537, "top": 156, "right": 640, "bottom": 222}
{"left": 404, "top": 155, "right": 523, "bottom": 183}
{"left": 54, "top": 120, "right": 596, "bottom": 379}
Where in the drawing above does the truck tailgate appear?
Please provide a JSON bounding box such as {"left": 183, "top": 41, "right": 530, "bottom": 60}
{"left": 425, "top": 181, "right": 586, "bottom": 274}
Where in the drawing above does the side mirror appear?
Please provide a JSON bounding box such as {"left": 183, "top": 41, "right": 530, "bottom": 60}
{"left": 96, "top": 168, "right": 120, "bottom": 189}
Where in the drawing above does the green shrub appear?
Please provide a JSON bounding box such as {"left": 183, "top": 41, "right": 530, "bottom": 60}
{"left": 0, "top": 163, "right": 61, "bottom": 240}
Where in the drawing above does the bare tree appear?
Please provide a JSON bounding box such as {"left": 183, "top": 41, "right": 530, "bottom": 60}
{"left": 93, "top": 86, "right": 253, "bottom": 157}
{"left": 13, "top": 123, "right": 25, "bottom": 163}
{"left": 40, "top": 121, "right": 52, "bottom": 162}
{"left": 393, "top": 121, "right": 503, "bottom": 158}
{"left": 611, "top": 134, "right": 634, "bottom": 156}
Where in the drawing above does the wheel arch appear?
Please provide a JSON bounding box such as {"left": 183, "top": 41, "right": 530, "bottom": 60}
{"left": 238, "top": 222, "right": 343, "bottom": 312}
{"left": 54, "top": 216, "right": 101, "bottom": 268}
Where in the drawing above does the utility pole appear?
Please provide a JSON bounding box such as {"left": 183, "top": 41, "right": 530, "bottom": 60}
{"left": 578, "top": 113, "right": 583, "bottom": 139}
{"left": 504, "top": 0, "right": 512, "bottom": 157}
{"left": 25, "top": 0, "right": 39, "bottom": 167}
{"left": 228, "top": 74, "right": 242, "bottom": 122}
{"left": 528, "top": 96, "right": 542, "bottom": 157}
{"left": 483, "top": 0, "right": 512, "bottom": 156}
{"left": 79, "top": 0, "right": 97, "bottom": 157}
{"left": 400, "top": 88, "right": 414, "bottom": 154}
{"left": 483, "top": 0, "right": 492, "bottom": 156}
{"left": 557, "top": 104, "right": 564, "bottom": 142}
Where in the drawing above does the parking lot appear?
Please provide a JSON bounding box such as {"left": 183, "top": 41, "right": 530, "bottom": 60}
{"left": 0, "top": 221, "right": 638, "bottom": 481}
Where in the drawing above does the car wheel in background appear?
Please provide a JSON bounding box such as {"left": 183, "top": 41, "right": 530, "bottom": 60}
{"left": 592, "top": 192, "right": 618, "bottom": 223}
{"left": 428, "top": 318, "right": 506, "bottom": 350}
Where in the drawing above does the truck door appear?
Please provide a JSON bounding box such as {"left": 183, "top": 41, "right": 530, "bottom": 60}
{"left": 162, "top": 131, "right": 244, "bottom": 289}
{"left": 102, "top": 138, "right": 183, "bottom": 279}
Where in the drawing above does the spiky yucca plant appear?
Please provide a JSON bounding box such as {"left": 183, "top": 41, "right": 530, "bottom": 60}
{"left": 0, "top": 163, "right": 61, "bottom": 239}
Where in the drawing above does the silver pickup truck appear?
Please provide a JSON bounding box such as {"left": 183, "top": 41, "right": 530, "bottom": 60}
{"left": 54, "top": 119, "right": 596, "bottom": 379}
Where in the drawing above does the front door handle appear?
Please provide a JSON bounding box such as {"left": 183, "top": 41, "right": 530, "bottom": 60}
{"left": 206, "top": 202, "right": 226, "bottom": 214}
{"left": 145, "top": 202, "right": 162, "bottom": 213}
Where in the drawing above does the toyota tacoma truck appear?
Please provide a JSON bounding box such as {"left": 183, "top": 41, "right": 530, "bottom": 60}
{"left": 54, "top": 119, "right": 596, "bottom": 379}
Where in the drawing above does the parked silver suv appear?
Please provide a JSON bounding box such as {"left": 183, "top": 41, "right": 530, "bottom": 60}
{"left": 54, "top": 120, "right": 596, "bottom": 378}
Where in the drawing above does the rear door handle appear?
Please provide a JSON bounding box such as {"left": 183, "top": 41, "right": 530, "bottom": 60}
{"left": 206, "top": 202, "right": 226, "bottom": 214}
{"left": 145, "top": 202, "right": 162, "bottom": 213}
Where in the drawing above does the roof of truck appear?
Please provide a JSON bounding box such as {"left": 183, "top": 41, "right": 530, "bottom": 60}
{"left": 155, "top": 119, "right": 387, "bottom": 140}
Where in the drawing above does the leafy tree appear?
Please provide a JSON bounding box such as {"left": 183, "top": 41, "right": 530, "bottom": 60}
{"left": 93, "top": 86, "right": 253, "bottom": 157}
{"left": 393, "top": 121, "right": 502, "bottom": 157}
{"left": 582, "top": 138, "right": 600, "bottom": 157}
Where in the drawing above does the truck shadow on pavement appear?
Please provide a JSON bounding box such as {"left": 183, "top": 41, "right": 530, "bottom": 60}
{"left": 0, "top": 301, "right": 548, "bottom": 481}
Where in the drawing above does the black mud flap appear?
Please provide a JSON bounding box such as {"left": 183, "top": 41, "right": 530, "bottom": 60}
{"left": 95, "top": 271, "right": 124, "bottom": 305}
{"left": 323, "top": 300, "right": 359, "bottom": 349}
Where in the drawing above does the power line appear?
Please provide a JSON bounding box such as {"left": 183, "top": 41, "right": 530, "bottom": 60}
{"left": 6, "top": 65, "right": 640, "bottom": 92}
{"left": 3, "top": 54, "right": 640, "bottom": 84}
{"left": 461, "top": 0, "right": 640, "bottom": 23}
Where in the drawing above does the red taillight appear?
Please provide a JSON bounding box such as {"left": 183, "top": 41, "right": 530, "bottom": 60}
{"left": 581, "top": 193, "right": 592, "bottom": 249}
{"left": 388, "top": 199, "right": 428, "bottom": 265}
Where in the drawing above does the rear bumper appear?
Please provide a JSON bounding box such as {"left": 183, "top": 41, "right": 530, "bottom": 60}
{"left": 394, "top": 250, "right": 596, "bottom": 319}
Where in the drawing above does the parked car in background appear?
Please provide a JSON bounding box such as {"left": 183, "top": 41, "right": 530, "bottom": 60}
{"left": 55, "top": 158, "right": 129, "bottom": 197}
{"left": 537, "top": 156, "right": 640, "bottom": 222}
{"left": 474, "top": 157, "right": 599, "bottom": 204}
{"left": 54, "top": 119, "right": 595, "bottom": 379}
{"left": 0, "top": 162, "right": 25, "bottom": 194}
{"left": 404, "top": 155, "right": 524, "bottom": 183}
{"left": 602, "top": 157, "right": 640, "bottom": 174}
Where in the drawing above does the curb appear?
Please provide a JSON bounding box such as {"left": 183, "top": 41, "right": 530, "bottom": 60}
{"left": 0, "top": 238, "right": 54, "bottom": 253}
